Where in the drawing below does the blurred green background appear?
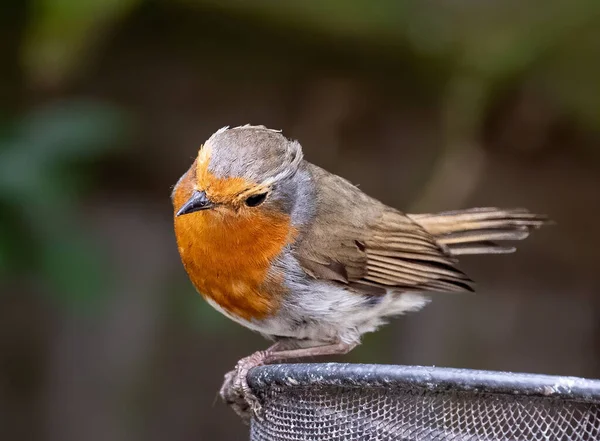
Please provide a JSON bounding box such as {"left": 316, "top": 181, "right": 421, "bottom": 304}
{"left": 1, "top": 0, "right": 600, "bottom": 439}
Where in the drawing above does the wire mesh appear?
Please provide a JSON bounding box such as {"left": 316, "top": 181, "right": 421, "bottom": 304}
{"left": 247, "top": 363, "right": 600, "bottom": 441}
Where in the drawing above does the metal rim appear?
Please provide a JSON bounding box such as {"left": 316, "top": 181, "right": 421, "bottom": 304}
{"left": 248, "top": 362, "right": 600, "bottom": 403}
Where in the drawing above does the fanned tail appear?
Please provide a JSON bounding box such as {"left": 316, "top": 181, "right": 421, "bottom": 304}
{"left": 408, "top": 207, "right": 551, "bottom": 257}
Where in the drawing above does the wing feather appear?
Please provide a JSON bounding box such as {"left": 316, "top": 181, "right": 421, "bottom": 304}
{"left": 294, "top": 163, "right": 474, "bottom": 294}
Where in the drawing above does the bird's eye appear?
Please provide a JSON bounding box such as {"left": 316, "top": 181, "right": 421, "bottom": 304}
{"left": 245, "top": 192, "right": 268, "bottom": 207}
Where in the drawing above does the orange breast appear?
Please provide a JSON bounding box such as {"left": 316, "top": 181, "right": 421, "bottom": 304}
{"left": 173, "top": 169, "right": 294, "bottom": 321}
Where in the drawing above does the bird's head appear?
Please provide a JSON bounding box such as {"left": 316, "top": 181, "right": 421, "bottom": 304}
{"left": 172, "top": 125, "right": 308, "bottom": 223}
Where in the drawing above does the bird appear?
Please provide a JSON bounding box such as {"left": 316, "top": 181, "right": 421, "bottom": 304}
{"left": 172, "top": 124, "right": 549, "bottom": 419}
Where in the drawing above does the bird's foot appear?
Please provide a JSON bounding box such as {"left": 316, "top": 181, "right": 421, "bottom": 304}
{"left": 219, "top": 349, "right": 270, "bottom": 423}
{"left": 220, "top": 340, "right": 356, "bottom": 422}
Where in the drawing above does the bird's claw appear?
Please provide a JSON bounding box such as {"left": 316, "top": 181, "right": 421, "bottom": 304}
{"left": 219, "top": 350, "right": 270, "bottom": 423}
{"left": 219, "top": 370, "right": 252, "bottom": 423}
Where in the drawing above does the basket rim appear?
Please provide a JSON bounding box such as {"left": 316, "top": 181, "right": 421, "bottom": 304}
{"left": 248, "top": 362, "right": 600, "bottom": 403}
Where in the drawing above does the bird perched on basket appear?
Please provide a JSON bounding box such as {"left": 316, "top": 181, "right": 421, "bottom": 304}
{"left": 172, "top": 125, "right": 549, "bottom": 419}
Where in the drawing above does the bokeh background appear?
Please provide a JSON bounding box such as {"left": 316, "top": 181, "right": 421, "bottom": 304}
{"left": 1, "top": 1, "right": 600, "bottom": 440}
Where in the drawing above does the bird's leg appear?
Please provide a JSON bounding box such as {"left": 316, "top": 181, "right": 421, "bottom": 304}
{"left": 263, "top": 341, "right": 358, "bottom": 363}
{"left": 220, "top": 341, "right": 357, "bottom": 422}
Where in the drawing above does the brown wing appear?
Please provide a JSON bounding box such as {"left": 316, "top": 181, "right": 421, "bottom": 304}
{"left": 295, "top": 164, "right": 474, "bottom": 294}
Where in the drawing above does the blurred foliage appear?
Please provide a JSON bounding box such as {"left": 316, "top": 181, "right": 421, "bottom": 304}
{"left": 21, "top": 0, "right": 600, "bottom": 129}
{"left": 24, "top": 0, "right": 141, "bottom": 87}
{"left": 0, "top": 101, "right": 130, "bottom": 310}
{"left": 188, "top": 0, "right": 600, "bottom": 128}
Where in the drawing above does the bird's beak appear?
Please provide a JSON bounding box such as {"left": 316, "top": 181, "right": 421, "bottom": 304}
{"left": 176, "top": 190, "right": 214, "bottom": 216}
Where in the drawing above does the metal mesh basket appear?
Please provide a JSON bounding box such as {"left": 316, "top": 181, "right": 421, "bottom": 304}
{"left": 247, "top": 363, "right": 600, "bottom": 441}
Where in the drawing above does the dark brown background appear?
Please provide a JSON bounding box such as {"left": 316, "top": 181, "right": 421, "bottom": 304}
{"left": 1, "top": 1, "right": 599, "bottom": 440}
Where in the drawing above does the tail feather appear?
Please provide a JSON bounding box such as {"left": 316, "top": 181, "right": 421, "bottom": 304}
{"left": 408, "top": 208, "right": 550, "bottom": 257}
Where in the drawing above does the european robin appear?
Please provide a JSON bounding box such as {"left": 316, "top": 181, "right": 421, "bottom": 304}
{"left": 172, "top": 125, "right": 549, "bottom": 419}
